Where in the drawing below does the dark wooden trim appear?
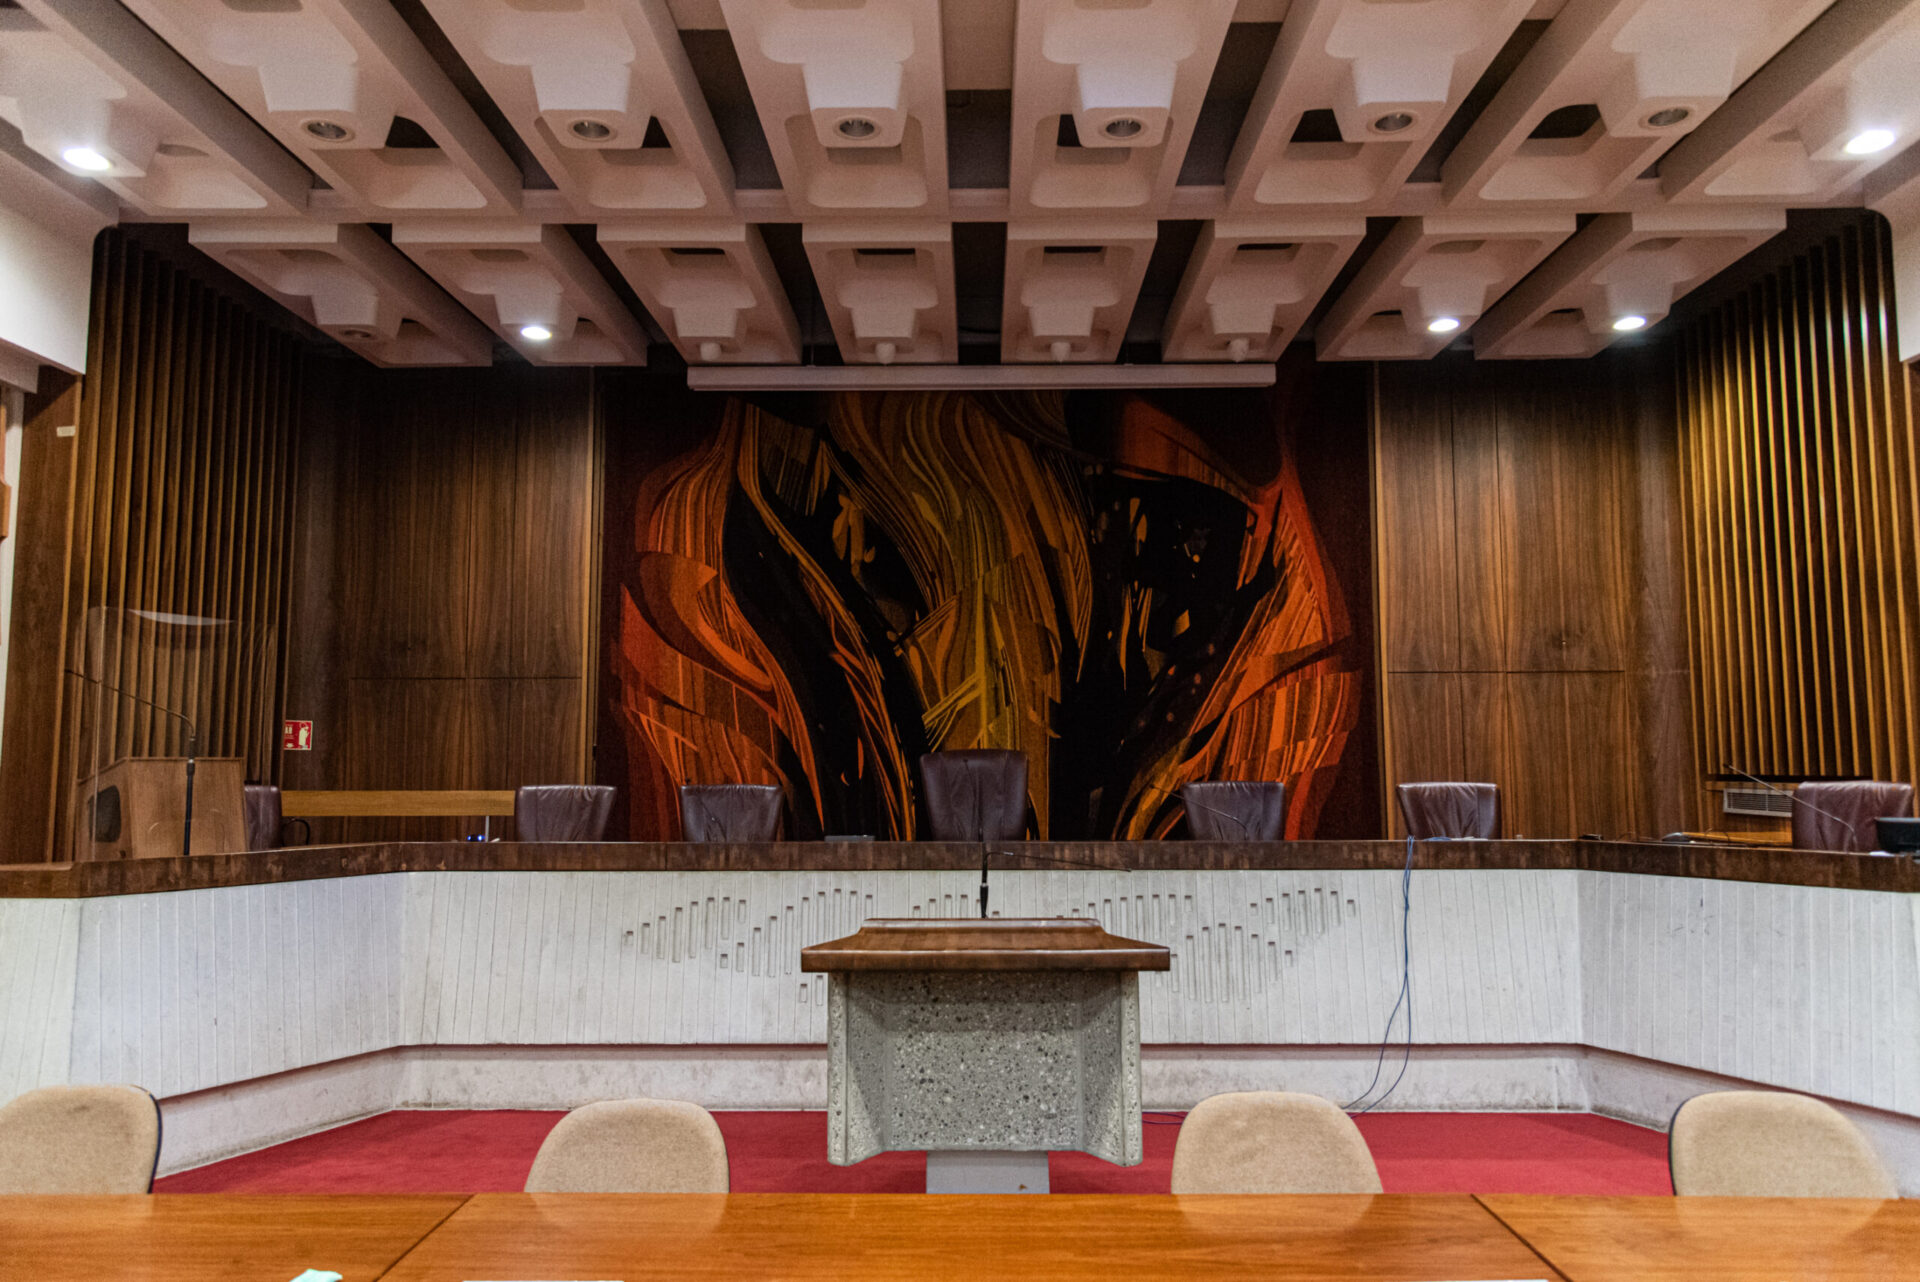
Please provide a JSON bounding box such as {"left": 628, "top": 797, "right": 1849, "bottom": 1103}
{"left": 3, "top": 839, "right": 1913, "bottom": 899}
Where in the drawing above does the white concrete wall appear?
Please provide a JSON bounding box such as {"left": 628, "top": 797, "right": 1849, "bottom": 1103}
{"left": 0, "top": 192, "right": 98, "bottom": 379}
{"left": 3, "top": 867, "right": 1916, "bottom": 1179}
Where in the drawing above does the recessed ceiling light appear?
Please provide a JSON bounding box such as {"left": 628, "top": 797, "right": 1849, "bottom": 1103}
{"left": 304, "top": 120, "right": 352, "bottom": 142}
{"left": 1104, "top": 118, "right": 1144, "bottom": 140}
{"left": 1844, "top": 128, "right": 1896, "bottom": 156}
{"left": 1613, "top": 314, "right": 1649, "bottom": 331}
{"left": 1372, "top": 112, "right": 1415, "bottom": 134}
{"left": 1427, "top": 316, "right": 1461, "bottom": 334}
{"left": 62, "top": 146, "right": 112, "bottom": 172}
{"left": 570, "top": 120, "right": 613, "bottom": 141}
{"left": 519, "top": 324, "right": 553, "bottom": 342}
{"left": 1645, "top": 107, "right": 1691, "bottom": 128}
{"left": 339, "top": 328, "right": 376, "bottom": 341}
{"left": 836, "top": 118, "right": 878, "bottom": 140}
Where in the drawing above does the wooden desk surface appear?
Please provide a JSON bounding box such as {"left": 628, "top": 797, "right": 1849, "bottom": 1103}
{"left": 801, "top": 917, "right": 1173, "bottom": 971}
{"left": 1480, "top": 1194, "right": 1920, "bottom": 1280}
{"left": 279, "top": 790, "right": 517, "bottom": 818}
{"left": 0, "top": 1194, "right": 467, "bottom": 1282}
{"left": 378, "top": 1192, "right": 1561, "bottom": 1281}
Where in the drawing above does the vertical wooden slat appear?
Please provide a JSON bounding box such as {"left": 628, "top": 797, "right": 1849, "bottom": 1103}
{"left": 1677, "top": 213, "right": 1919, "bottom": 793}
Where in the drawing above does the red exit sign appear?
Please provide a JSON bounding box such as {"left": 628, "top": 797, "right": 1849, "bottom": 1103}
{"left": 282, "top": 720, "right": 313, "bottom": 751}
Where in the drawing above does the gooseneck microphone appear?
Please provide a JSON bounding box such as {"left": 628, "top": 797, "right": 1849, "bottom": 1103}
{"left": 1720, "top": 763, "right": 1859, "bottom": 848}
{"left": 979, "top": 847, "right": 1132, "bottom": 918}
{"left": 64, "top": 669, "right": 200, "bottom": 860}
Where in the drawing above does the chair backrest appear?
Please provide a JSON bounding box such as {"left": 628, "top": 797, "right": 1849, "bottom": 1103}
{"left": 1669, "top": 1090, "right": 1896, "bottom": 1197}
{"left": 1170, "top": 1091, "right": 1383, "bottom": 1194}
{"left": 1181, "top": 781, "right": 1287, "bottom": 841}
{"left": 1792, "top": 781, "right": 1914, "bottom": 853}
{"left": 524, "top": 1098, "right": 730, "bottom": 1193}
{"left": 514, "top": 785, "right": 616, "bottom": 842}
{"left": 918, "top": 750, "right": 1028, "bottom": 842}
{"left": 678, "top": 784, "right": 782, "bottom": 842}
{"left": 243, "top": 784, "right": 283, "bottom": 852}
{"left": 1396, "top": 782, "right": 1499, "bottom": 840}
{"left": 0, "top": 1085, "right": 162, "bottom": 1194}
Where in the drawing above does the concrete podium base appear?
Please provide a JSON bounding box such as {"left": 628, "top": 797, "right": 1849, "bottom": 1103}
{"left": 925, "top": 1149, "right": 1051, "bottom": 1194}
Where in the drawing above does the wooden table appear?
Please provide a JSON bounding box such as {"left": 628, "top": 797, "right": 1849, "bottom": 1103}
{"left": 280, "top": 790, "right": 516, "bottom": 818}
{"left": 0, "top": 1194, "right": 467, "bottom": 1282}
{"left": 377, "top": 1192, "right": 1561, "bottom": 1281}
{"left": 1480, "top": 1194, "right": 1920, "bottom": 1280}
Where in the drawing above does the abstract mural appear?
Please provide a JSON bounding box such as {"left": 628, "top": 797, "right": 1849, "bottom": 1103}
{"left": 601, "top": 357, "right": 1373, "bottom": 840}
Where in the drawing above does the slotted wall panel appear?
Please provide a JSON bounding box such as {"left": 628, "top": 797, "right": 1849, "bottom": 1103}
{"left": 40, "top": 230, "right": 303, "bottom": 859}
{"left": 1679, "top": 214, "right": 1920, "bottom": 787}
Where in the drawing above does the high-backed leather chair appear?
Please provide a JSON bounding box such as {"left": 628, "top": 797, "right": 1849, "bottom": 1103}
{"left": 1170, "top": 1092, "right": 1383, "bottom": 1194}
{"left": 0, "top": 1085, "right": 162, "bottom": 1194}
{"left": 679, "top": 784, "right": 782, "bottom": 842}
{"left": 515, "top": 785, "right": 616, "bottom": 842}
{"left": 919, "top": 750, "right": 1028, "bottom": 841}
{"left": 524, "top": 1098, "right": 730, "bottom": 1193}
{"left": 1791, "top": 781, "right": 1914, "bottom": 853}
{"left": 242, "top": 784, "right": 309, "bottom": 852}
{"left": 1397, "top": 782, "right": 1499, "bottom": 839}
{"left": 1669, "top": 1090, "right": 1896, "bottom": 1197}
{"left": 1181, "top": 781, "right": 1287, "bottom": 841}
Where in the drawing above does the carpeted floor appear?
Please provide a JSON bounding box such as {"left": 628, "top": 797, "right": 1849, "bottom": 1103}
{"left": 156, "top": 1110, "right": 1672, "bottom": 1195}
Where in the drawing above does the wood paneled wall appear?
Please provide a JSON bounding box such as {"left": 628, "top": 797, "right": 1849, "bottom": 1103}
{"left": 1373, "top": 350, "right": 1695, "bottom": 839}
{"left": 281, "top": 364, "right": 600, "bottom": 841}
{"left": 0, "top": 231, "right": 304, "bottom": 861}
{"left": 1679, "top": 214, "right": 1920, "bottom": 790}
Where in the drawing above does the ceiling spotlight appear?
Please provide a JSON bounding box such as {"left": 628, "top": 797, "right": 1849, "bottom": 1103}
{"left": 1103, "top": 118, "right": 1144, "bottom": 140}
{"left": 519, "top": 324, "right": 553, "bottom": 342}
{"left": 570, "top": 119, "right": 613, "bottom": 141}
{"left": 1427, "top": 316, "right": 1461, "bottom": 334}
{"left": 1372, "top": 112, "right": 1415, "bottom": 134}
{"left": 1844, "top": 128, "right": 1897, "bottom": 156}
{"left": 304, "top": 120, "right": 352, "bottom": 141}
{"left": 339, "top": 328, "right": 376, "bottom": 341}
{"left": 836, "top": 117, "right": 878, "bottom": 140}
{"left": 1613, "top": 314, "right": 1649, "bottom": 332}
{"left": 1645, "top": 107, "right": 1691, "bottom": 128}
{"left": 62, "top": 146, "right": 112, "bottom": 172}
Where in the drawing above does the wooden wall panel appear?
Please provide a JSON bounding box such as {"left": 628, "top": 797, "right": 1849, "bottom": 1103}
{"left": 1374, "top": 350, "right": 1692, "bottom": 840}
{"left": 0, "top": 232, "right": 304, "bottom": 861}
{"left": 1680, "top": 214, "right": 1920, "bottom": 794}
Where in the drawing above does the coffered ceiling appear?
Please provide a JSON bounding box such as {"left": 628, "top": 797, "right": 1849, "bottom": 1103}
{"left": 3, "top": 0, "right": 1918, "bottom": 376}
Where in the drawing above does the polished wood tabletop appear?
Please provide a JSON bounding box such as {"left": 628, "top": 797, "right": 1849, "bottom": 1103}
{"left": 377, "top": 1192, "right": 1560, "bottom": 1280}
{"left": 1480, "top": 1195, "right": 1920, "bottom": 1280}
{"left": 801, "top": 917, "right": 1173, "bottom": 971}
{"left": 0, "top": 1194, "right": 468, "bottom": 1282}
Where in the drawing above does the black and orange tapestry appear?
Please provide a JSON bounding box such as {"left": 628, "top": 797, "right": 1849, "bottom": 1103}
{"left": 598, "top": 355, "right": 1377, "bottom": 840}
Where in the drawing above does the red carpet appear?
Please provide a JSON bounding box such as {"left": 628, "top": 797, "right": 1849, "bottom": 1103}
{"left": 157, "top": 1110, "right": 1671, "bottom": 1195}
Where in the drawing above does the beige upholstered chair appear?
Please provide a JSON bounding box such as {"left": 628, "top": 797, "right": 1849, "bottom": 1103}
{"left": 1669, "top": 1090, "right": 1896, "bottom": 1197}
{"left": 524, "top": 1098, "right": 730, "bottom": 1193}
{"left": 0, "top": 1085, "right": 162, "bottom": 1194}
{"left": 1170, "top": 1091, "right": 1383, "bottom": 1194}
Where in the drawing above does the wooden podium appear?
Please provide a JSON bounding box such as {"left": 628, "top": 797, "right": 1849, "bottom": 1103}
{"left": 75, "top": 757, "right": 246, "bottom": 860}
{"left": 802, "top": 918, "right": 1170, "bottom": 1193}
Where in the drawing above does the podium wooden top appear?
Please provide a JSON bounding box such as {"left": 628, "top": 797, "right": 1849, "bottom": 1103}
{"left": 800, "top": 917, "right": 1171, "bottom": 972}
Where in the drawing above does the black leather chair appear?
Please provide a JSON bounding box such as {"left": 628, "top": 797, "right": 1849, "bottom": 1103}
{"left": 919, "top": 750, "right": 1028, "bottom": 841}
{"left": 515, "top": 785, "right": 616, "bottom": 842}
{"left": 242, "top": 784, "right": 309, "bottom": 851}
{"left": 1396, "top": 782, "right": 1499, "bottom": 839}
{"left": 1181, "top": 781, "right": 1288, "bottom": 841}
{"left": 1792, "top": 781, "right": 1914, "bottom": 852}
{"left": 679, "top": 784, "right": 782, "bottom": 842}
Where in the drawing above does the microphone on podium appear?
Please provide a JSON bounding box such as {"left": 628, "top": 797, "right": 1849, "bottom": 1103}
{"left": 978, "top": 847, "right": 1133, "bottom": 919}
{"left": 64, "top": 669, "right": 201, "bottom": 860}
{"left": 1718, "top": 762, "right": 1860, "bottom": 848}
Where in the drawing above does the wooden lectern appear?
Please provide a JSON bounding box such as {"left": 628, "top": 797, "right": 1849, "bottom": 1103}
{"left": 75, "top": 757, "right": 246, "bottom": 860}
{"left": 802, "top": 918, "right": 1170, "bottom": 1194}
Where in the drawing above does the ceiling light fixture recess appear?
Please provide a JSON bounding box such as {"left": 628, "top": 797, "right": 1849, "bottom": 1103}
{"left": 1104, "top": 118, "right": 1144, "bottom": 139}
{"left": 1427, "top": 316, "right": 1461, "bottom": 334}
{"left": 836, "top": 118, "right": 878, "bottom": 140}
{"left": 304, "top": 120, "right": 352, "bottom": 141}
{"left": 570, "top": 120, "right": 613, "bottom": 141}
{"left": 61, "top": 146, "right": 112, "bottom": 172}
{"left": 1372, "top": 112, "right": 1415, "bottom": 133}
{"left": 1644, "top": 107, "right": 1691, "bottom": 128}
{"left": 1613, "top": 315, "right": 1649, "bottom": 331}
{"left": 1844, "top": 128, "right": 1896, "bottom": 156}
{"left": 519, "top": 324, "right": 553, "bottom": 341}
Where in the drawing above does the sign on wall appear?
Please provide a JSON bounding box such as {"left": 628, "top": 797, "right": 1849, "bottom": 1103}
{"left": 282, "top": 720, "right": 313, "bottom": 751}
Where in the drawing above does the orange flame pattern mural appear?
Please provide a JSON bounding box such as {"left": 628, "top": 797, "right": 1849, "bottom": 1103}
{"left": 606, "top": 373, "right": 1367, "bottom": 840}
